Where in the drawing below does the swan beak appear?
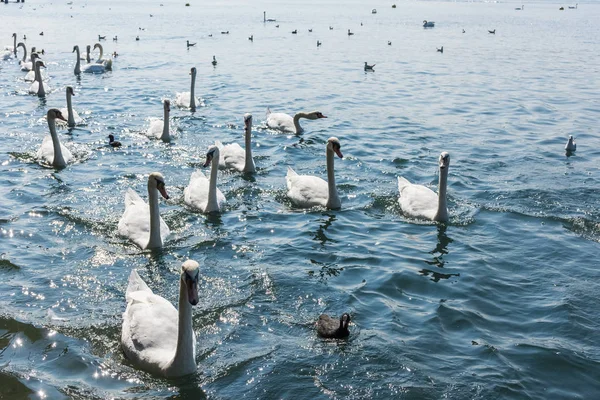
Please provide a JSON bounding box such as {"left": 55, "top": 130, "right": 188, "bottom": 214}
{"left": 186, "top": 278, "right": 199, "bottom": 305}
{"left": 56, "top": 114, "right": 67, "bottom": 122}
{"left": 158, "top": 185, "right": 169, "bottom": 200}
{"left": 320, "top": 114, "right": 327, "bottom": 119}
{"left": 203, "top": 154, "right": 213, "bottom": 168}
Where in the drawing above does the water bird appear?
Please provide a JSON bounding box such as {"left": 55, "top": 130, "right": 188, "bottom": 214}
{"left": 98, "top": 35, "right": 106, "bottom": 40}
{"left": 136, "top": 35, "right": 140, "bottom": 41}
{"left": 488, "top": 29, "right": 496, "bottom": 34}
{"left": 291, "top": 29, "right": 297, "bottom": 34}
{"left": 348, "top": 29, "right": 354, "bottom": 36}
{"left": 266, "top": 108, "right": 327, "bottom": 134}
{"left": 212, "top": 55, "right": 217, "bottom": 66}
{"left": 139, "top": 27, "right": 145, "bottom": 30}
{"left": 215, "top": 113, "right": 255, "bottom": 173}
{"left": 317, "top": 40, "right": 322, "bottom": 47}
{"left": 308, "top": 29, "right": 312, "bottom": 32}
{"left": 57, "top": 86, "right": 84, "bottom": 128}
{"left": 39, "top": 31, "right": 44, "bottom": 36}
{"left": 423, "top": 20, "right": 435, "bottom": 28}
{"left": 108, "top": 134, "right": 122, "bottom": 148}
{"left": 275, "top": 25, "right": 279, "bottom": 28}
{"left": 388, "top": 41, "right": 392, "bottom": 45}
{"left": 437, "top": 46, "right": 443, "bottom": 53}
{"left": 515, "top": 5, "right": 524, "bottom": 10}
{"left": 175, "top": 67, "right": 199, "bottom": 111}
{"left": 145, "top": 100, "right": 172, "bottom": 142}
{"left": 286, "top": 137, "right": 343, "bottom": 209}
{"left": 28, "top": 60, "right": 47, "bottom": 96}
{"left": 221, "top": 31, "right": 229, "bottom": 34}
{"left": 361, "top": 22, "right": 363, "bottom": 26}
{"left": 462, "top": 29, "right": 466, "bottom": 33}
{"left": 149, "top": 14, "right": 153, "bottom": 17}
{"left": 329, "top": 26, "right": 333, "bottom": 30}
{"left": 392, "top": 4, "right": 397, "bottom": 8}
{"left": 397, "top": 152, "right": 450, "bottom": 222}
{"left": 568, "top": 3, "right": 577, "bottom": 9}
{"left": 364, "top": 62, "right": 375, "bottom": 71}
{"left": 93, "top": 43, "right": 113, "bottom": 70}
{"left": 372, "top": 8, "right": 377, "bottom": 14}
{"left": 121, "top": 261, "right": 199, "bottom": 377}
{"left": 37, "top": 109, "right": 72, "bottom": 169}
{"left": 186, "top": 40, "right": 196, "bottom": 48}
{"left": 317, "top": 314, "right": 351, "bottom": 339}
{"left": 208, "top": 34, "right": 213, "bottom": 37}
{"left": 113, "top": 36, "right": 118, "bottom": 41}
{"left": 118, "top": 172, "right": 170, "bottom": 249}
{"left": 113, "top": 51, "right": 118, "bottom": 57}
{"left": 565, "top": 135, "right": 576, "bottom": 152}
{"left": 248, "top": 35, "right": 253, "bottom": 41}
{"left": 23, "top": 34, "right": 26, "bottom": 40}
{"left": 184, "top": 146, "right": 226, "bottom": 213}
{"left": 559, "top": 6, "right": 564, "bottom": 10}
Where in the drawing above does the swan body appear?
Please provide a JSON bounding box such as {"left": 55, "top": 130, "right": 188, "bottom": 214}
{"left": 23, "top": 53, "right": 42, "bottom": 81}
{"left": 317, "top": 314, "right": 350, "bottom": 338}
{"left": 93, "top": 43, "right": 113, "bottom": 70}
{"left": 286, "top": 137, "right": 343, "bottom": 209}
{"left": 565, "top": 135, "right": 576, "bottom": 152}
{"left": 175, "top": 67, "right": 199, "bottom": 111}
{"left": 145, "top": 100, "right": 172, "bottom": 142}
{"left": 216, "top": 113, "right": 255, "bottom": 172}
{"left": 118, "top": 172, "right": 171, "bottom": 249}
{"left": 36, "top": 109, "right": 72, "bottom": 169}
{"left": 121, "top": 260, "right": 199, "bottom": 377}
{"left": 423, "top": 20, "right": 435, "bottom": 28}
{"left": 266, "top": 108, "right": 327, "bottom": 134}
{"left": 184, "top": 146, "right": 226, "bottom": 213}
{"left": 398, "top": 152, "right": 450, "bottom": 222}
{"left": 28, "top": 60, "right": 47, "bottom": 96}
{"left": 57, "top": 86, "right": 84, "bottom": 127}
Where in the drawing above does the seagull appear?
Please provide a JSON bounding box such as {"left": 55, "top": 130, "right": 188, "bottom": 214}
{"left": 108, "top": 134, "right": 122, "bottom": 148}
{"left": 186, "top": 40, "right": 196, "bottom": 48}
{"left": 317, "top": 40, "right": 322, "bottom": 47}
{"left": 248, "top": 35, "right": 253, "bottom": 41}
{"left": 364, "top": 62, "right": 375, "bottom": 71}
{"left": 98, "top": 35, "right": 106, "bottom": 40}
{"left": 348, "top": 29, "right": 354, "bottom": 36}
{"left": 437, "top": 46, "right": 443, "bottom": 53}
{"left": 212, "top": 55, "right": 217, "bottom": 66}
{"left": 488, "top": 29, "right": 496, "bottom": 34}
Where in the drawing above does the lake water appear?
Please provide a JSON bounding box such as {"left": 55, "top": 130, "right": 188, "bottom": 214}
{"left": 1, "top": 0, "right": 600, "bottom": 398}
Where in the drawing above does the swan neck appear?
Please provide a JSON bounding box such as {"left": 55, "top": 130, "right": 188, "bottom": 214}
{"left": 146, "top": 184, "right": 163, "bottom": 249}
{"left": 97, "top": 44, "right": 103, "bottom": 60}
{"left": 207, "top": 156, "right": 219, "bottom": 211}
{"left": 13, "top": 35, "right": 16, "bottom": 55}
{"left": 171, "top": 277, "right": 195, "bottom": 372}
{"left": 293, "top": 113, "right": 306, "bottom": 133}
{"left": 74, "top": 48, "right": 81, "bottom": 74}
{"left": 48, "top": 118, "right": 66, "bottom": 168}
{"left": 190, "top": 73, "right": 196, "bottom": 110}
{"left": 435, "top": 168, "right": 449, "bottom": 222}
{"left": 66, "top": 91, "right": 75, "bottom": 127}
{"left": 243, "top": 126, "right": 255, "bottom": 172}
{"left": 21, "top": 46, "right": 27, "bottom": 62}
{"left": 326, "top": 148, "right": 340, "bottom": 209}
{"left": 35, "top": 63, "right": 45, "bottom": 96}
{"left": 160, "top": 106, "right": 170, "bottom": 142}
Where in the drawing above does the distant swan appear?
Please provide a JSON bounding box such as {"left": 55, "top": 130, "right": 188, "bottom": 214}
{"left": 175, "top": 67, "right": 199, "bottom": 111}
{"left": 423, "top": 20, "right": 435, "bottom": 28}
{"left": 183, "top": 146, "right": 226, "bottom": 213}
{"left": 266, "top": 108, "right": 327, "bottom": 134}
{"left": 216, "top": 113, "right": 255, "bottom": 173}
{"left": 57, "top": 86, "right": 84, "bottom": 127}
{"left": 121, "top": 260, "right": 199, "bottom": 377}
{"left": 145, "top": 100, "right": 172, "bottom": 142}
{"left": 36, "top": 109, "right": 73, "bottom": 169}
{"left": 117, "top": 172, "right": 171, "bottom": 249}
{"left": 93, "top": 43, "right": 113, "bottom": 70}
{"left": 4, "top": 32, "right": 17, "bottom": 55}
{"left": 73, "top": 44, "right": 108, "bottom": 74}
{"left": 397, "top": 152, "right": 450, "bottom": 222}
{"left": 28, "top": 60, "right": 48, "bottom": 97}
{"left": 286, "top": 137, "right": 343, "bottom": 209}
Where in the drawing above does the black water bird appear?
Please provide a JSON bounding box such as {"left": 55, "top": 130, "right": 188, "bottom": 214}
{"left": 221, "top": 31, "right": 229, "bottom": 34}
{"left": 186, "top": 40, "right": 196, "bottom": 48}
{"left": 308, "top": 29, "right": 312, "bottom": 32}
{"left": 98, "top": 35, "right": 106, "bottom": 40}
{"left": 136, "top": 36, "right": 140, "bottom": 41}
{"left": 317, "top": 40, "right": 322, "bottom": 47}
{"left": 108, "top": 134, "right": 122, "bottom": 148}
{"left": 291, "top": 29, "right": 297, "bottom": 34}
{"left": 329, "top": 26, "right": 333, "bottom": 30}
{"left": 113, "top": 36, "right": 118, "bottom": 41}
{"left": 248, "top": 35, "right": 253, "bottom": 41}
{"left": 212, "top": 55, "right": 217, "bottom": 66}
{"left": 437, "top": 46, "right": 443, "bottom": 53}
{"left": 317, "top": 313, "right": 351, "bottom": 339}
{"left": 39, "top": 31, "right": 44, "bottom": 36}
{"left": 348, "top": 29, "right": 354, "bottom": 36}
{"left": 488, "top": 29, "right": 496, "bottom": 34}
{"left": 364, "top": 62, "right": 375, "bottom": 71}
{"left": 462, "top": 29, "right": 466, "bottom": 33}
{"left": 388, "top": 41, "right": 392, "bottom": 45}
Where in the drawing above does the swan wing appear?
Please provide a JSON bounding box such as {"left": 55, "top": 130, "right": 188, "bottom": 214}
{"left": 146, "top": 119, "right": 164, "bottom": 139}
{"left": 266, "top": 112, "right": 295, "bottom": 132}
{"left": 398, "top": 182, "right": 438, "bottom": 220}
{"left": 175, "top": 92, "right": 199, "bottom": 108}
{"left": 220, "top": 142, "right": 245, "bottom": 171}
{"left": 287, "top": 174, "right": 329, "bottom": 207}
{"left": 23, "top": 70, "right": 35, "bottom": 81}
{"left": 126, "top": 269, "right": 152, "bottom": 298}
{"left": 35, "top": 136, "right": 73, "bottom": 166}
{"left": 82, "top": 63, "right": 105, "bottom": 73}
{"left": 28, "top": 81, "right": 39, "bottom": 94}
{"left": 183, "top": 171, "right": 210, "bottom": 211}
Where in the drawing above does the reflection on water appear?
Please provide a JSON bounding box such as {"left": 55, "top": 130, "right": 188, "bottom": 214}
{"left": 313, "top": 213, "right": 337, "bottom": 246}
{"left": 420, "top": 225, "right": 459, "bottom": 282}
{"left": 307, "top": 258, "right": 343, "bottom": 282}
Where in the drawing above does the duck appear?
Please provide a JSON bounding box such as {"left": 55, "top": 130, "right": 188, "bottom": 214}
{"left": 215, "top": 113, "right": 255, "bottom": 173}
{"left": 28, "top": 60, "right": 48, "bottom": 97}
{"left": 183, "top": 146, "right": 226, "bottom": 213}
{"left": 221, "top": 31, "right": 229, "bottom": 34}
{"left": 291, "top": 30, "right": 298, "bottom": 34}
{"left": 108, "top": 134, "right": 122, "bottom": 148}
{"left": 364, "top": 62, "right": 375, "bottom": 71}
{"left": 211, "top": 56, "right": 217, "bottom": 66}
{"left": 308, "top": 29, "right": 312, "bottom": 33}
{"left": 36, "top": 109, "right": 73, "bottom": 169}
{"left": 317, "top": 313, "right": 350, "bottom": 339}
{"left": 565, "top": 135, "right": 576, "bottom": 152}
{"left": 98, "top": 35, "right": 106, "bottom": 40}
{"left": 423, "top": 20, "right": 435, "bottom": 28}
{"left": 117, "top": 172, "right": 171, "bottom": 249}
{"left": 121, "top": 260, "right": 199, "bottom": 377}
{"left": 175, "top": 67, "right": 199, "bottom": 111}
{"left": 515, "top": 5, "right": 524, "bottom": 10}
{"left": 397, "top": 152, "right": 450, "bottom": 222}
{"left": 286, "top": 137, "right": 343, "bottom": 209}
{"left": 266, "top": 108, "right": 327, "bottom": 134}
{"left": 437, "top": 46, "right": 444, "bottom": 53}
{"left": 186, "top": 40, "right": 196, "bottom": 48}
{"left": 145, "top": 100, "right": 172, "bottom": 142}
{"left": 57, "top": 86, "right": 84, "bottom": 128}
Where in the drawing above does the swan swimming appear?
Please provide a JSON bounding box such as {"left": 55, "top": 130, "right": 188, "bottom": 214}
{"left": 121, "top": 260, "right": 200, "bottom": 377}
{"left": 57, "top": 86, "right": 84, "bottom": 128}
{"left": 286, "top": 137, "right": 343, "bottom": 209}
{"left": 423, "top": 20, "right": 435, "bottom": 28}
{"left": 183, "top": 146, "right": 226, "bottom": 213}
{"left": 36, "top": 109, "right": 73, "bottom": 169}
{"left": 215, "top": 113, "right": 256, "bottom": 173}
{"left": 175, "top": 67, "right": 199, "bottom": 111}
{"left": 266, "top": 108, "right": 327, "bottom": 134}
{"left": 117, "top": 172, "right": 171, "bottom": 249}
{"left": 145, "top": 100, "right": 172, "bottom": 142}
{"left": 28, "top": 60, "right": 48, "bottom": 97}
{"left": 397, "top": 152, "right": 450, "bottom": 222}
{"left": 93, "top": 43, "right": 113, "bottom": 70}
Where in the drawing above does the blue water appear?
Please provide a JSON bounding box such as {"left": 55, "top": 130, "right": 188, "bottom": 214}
{"left": 1, "top": 0, "right": 600, "bottom": 398}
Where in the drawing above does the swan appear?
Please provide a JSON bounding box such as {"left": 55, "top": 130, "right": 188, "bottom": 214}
{"left": 121, "top": 260, "right": 199, "bottom": 377}
{"left": 397, "top": 152, "right": 450, "bottom": 222}
{"left": 93, "top": 43, "right": 113, "bottom": 70}
{"left": 85, "top": 45, "right": 91, "bottom": 63}
{"left": 28, "top": 60, "right": 48, "bottom": 97}
{"left": 17, "top": 42, "right": 29, "bottom": 70}
{"left": 317, "top": 313, "right": 350, "bottom": 338}
{"left": 145, "top": 100, "right": 172, "bottom": 142}
{"left": 565, "top": 135, "right": 576, "bottom": 152}
{"left": 117, "top": 172, "right": 171, "bottom": 249}
{"left": 286, "top": 137, "right": 343, "bottom": 209}
{"left": 423, "top": 20, "right": 435, "bottom": 28}
{"left": 183, "top": 146, "right": 226, "bottom": 213}
{"left": 215, "top": 113, "right": 255, "bottom": 173}
{"left": 24, "top": 54, "right": 42, "bottom": 82}
{"left": 266, "top": 108, "right": 327, "bottom": 134}
{"left": 1, "top": 49, "right": 13, "bottom": 61}
{"left": 175, "top": 67, "right": 199, "bottom": 111}
{"left": 36, "top": 109, "right": 73, "bottom": 169}
{"left": 57, "top": 86, "right": 84, "bottom": 127}
{"left": 73, "top": 45, "right": 82, "bottom": 74}
{"left": 4, "top": 33, "right": 17, "bottom": 55}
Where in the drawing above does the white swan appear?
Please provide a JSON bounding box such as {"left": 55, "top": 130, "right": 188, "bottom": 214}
{"left": 183, "top": 146, "right": 226, "bottom": 213}
{"left": 145, "top": 100, "right": 172, "bottom": 142}
{"left": 266, "top": 108, "right": 327, "bottom": 134}
{"left": 286, "top": 137, "right": 343, "bottom": 209}
{"left": 28, "top": 60, "right": 48, "bottom": 96}
{"left": 565, "top": 135, "right": 576, "bottom": 152}
{"left": 17, "top": 42, "right": 29, "bottom": 69}
{"left": 57, "top": 86, "right": 84, "bottom": 128}
{"left": 73, "top": 45, "right": 82, "bottom": 74}
{"left": 397, "top": 152, "right": 450, "bottom": 222}
{"left": 24, "top": 53, "right": 41, "bottom": 82}
{"left": 36, "top": 109, "right": 73, "bottom": 169}
{"left": 175, "top": 67, "right": 199, "bottom": 111}
{"left": 117, "top": 172, "right": 171, "bottom": 249}
{"left": 93, "top": 43, "right": 113, "bottom": 70}
{"left": 216, "top": 113, "right": 255, "bottom": 173}
{"left": 121, "top": 260, "right": 199, "bottom": 377}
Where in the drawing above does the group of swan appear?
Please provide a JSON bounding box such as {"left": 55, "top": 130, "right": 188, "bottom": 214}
{"left": 72, "top": 44, "right": 112, "bottom": 74}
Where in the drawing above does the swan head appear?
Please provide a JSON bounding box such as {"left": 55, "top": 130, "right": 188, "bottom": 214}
{"left": 339, "top": 313, "right": 351, "bottom": 330}
{"left": 189, "top": 67, "right": 196, "bottom": 77}
{"left": 72, "top": 45, "right": 79, "bottom": 53}
{"left": 17, "top": 42, "right": 25, "bottom": 49}
{"left": 203, "top": 145, "right": 219, "bottom": 168}
{"left": 35, "top": 60, "right": 46, "bottom": 69}
{"left": 148, "top": 172, "right": 170, "bottom": 200}
{"left": 93, "top": 43, "right": 101, "bottom": 50}
{"left": 163, "top": 99, "right": 171, "bottom": 112}
{"left": 47, "top": 109, "right": 67, "bottom": 123}
{"left": 67, "top": 86, "right": 75, "bottom": 96}
{"left": 307, "top": 111, "right": 327, "bottom": 120}
{"left": 439, "top": 152, "right": 450, "bottom": 170}
{"left": 244, "top": 113, "right": 252, "bottom": 129}
{"left": 327, "top": 137, "right": 343, "bottom": 158}
{"left": 181, "top": 260, "right": 200, "bottom": 306}
{"left": 108, "top": 134, "right": 115, "bottom": 141}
